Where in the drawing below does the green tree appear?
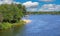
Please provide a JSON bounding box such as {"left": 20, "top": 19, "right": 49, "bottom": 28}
{"left": 0, "top": 4, "right": 26, "bottom": 23}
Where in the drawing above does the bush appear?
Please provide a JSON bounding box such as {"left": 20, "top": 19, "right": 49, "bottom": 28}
{"left": 0, "top": 22, "right": 13, "bottom": 30}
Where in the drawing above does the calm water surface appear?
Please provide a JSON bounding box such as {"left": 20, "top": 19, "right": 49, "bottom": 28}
{"left": 0, "top": 14, "right": 60, "bottom": 36}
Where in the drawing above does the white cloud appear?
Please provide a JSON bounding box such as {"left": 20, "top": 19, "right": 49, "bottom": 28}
{"left": 13, "top": 2, "right": 21, "bottom": 4}
{"left": 39, "top": 0, "right": 54, "bottom": 2}
{"left": 22, "top": 1, "right": 39, "bottom": 12}
{"left": 0, "top": 0, "right": 13, "bottom": 4}
{"left": 0, "top": 1, "right": 3, "bottom": 4}
{"left": 39, "top": 4, "right": 60, "bottom": 11}
{"left": 27, "top": 8, "right": 38, "bottom": 12}
{"left": 23, "top": 1, "right": 39, "bottom": 8}
{"left": 0, "top": 0, "right": 20, "bottom": 4}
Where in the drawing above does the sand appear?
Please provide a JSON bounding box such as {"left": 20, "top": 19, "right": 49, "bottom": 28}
{"left": 22, "top": 19, "right": 32, "bottom": 24}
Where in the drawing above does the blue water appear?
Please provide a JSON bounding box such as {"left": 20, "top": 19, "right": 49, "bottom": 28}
{"left": 20, "top": 14, "right": 60, "bottom": 36}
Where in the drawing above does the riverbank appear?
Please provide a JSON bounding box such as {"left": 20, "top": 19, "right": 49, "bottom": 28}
{"left": 0, "top": 20, "right": 25, "bottom": 30}
{"left": 0, "top": 19, "right": 32, "bottom": 30}
{"left": 22, "top": 19, "right": 32, "bottom": 24}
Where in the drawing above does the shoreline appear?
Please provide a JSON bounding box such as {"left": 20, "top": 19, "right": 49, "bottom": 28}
{"left": 22, "top": 19, "right": 32, "bottom": 24}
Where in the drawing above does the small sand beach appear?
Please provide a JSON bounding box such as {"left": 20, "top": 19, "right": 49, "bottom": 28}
{"left": 22, "top": 19, "right": 32, "bottom": 24}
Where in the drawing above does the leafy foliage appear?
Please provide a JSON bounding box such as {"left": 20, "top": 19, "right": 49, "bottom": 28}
{"left": 0, "top": 4, "right": 26, "bottom": 23}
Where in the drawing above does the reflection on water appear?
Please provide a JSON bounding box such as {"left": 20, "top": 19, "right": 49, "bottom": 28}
{"left": 0, "top": 14, "right": 60, "bottom": 36}
{"left": 0, "top": 29, "right": 13, "bottom": 36}
{"left": 0, "top": 25, "right": 25, "bottom": 36}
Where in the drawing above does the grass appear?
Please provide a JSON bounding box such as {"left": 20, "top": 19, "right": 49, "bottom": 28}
{"left": 0, "top": 20, "right": 25, "bottom": 30}
{"left": 0, "top": 22, "right": 13, "bottom": 30}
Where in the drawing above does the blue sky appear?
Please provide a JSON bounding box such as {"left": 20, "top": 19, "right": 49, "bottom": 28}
{"left": 15, "top": 0, "right": 60, "bottom": 11}
{"left": 0, "top": 0, "right": 60, "bottom": 11}
{"left": 15, "top": 0, "right": 60, "bottom": 4}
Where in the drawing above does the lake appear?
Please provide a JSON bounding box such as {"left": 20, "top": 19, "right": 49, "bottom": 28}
{"left": 0, "top": 14, "right": 60, "bottom": 36}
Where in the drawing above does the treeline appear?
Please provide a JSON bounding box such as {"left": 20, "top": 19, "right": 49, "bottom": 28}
{"left": 0, "top": 3, "right": 26, "bottom": 23}
{"left": 26, "top": 11, "right": 60, "bottom": 15}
